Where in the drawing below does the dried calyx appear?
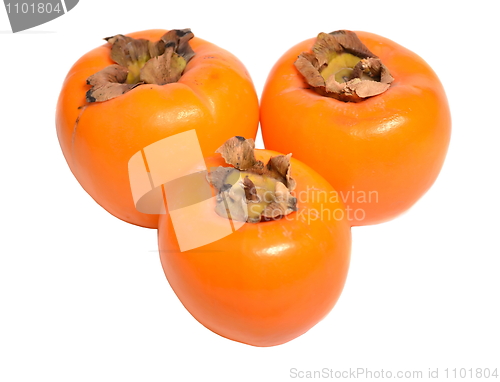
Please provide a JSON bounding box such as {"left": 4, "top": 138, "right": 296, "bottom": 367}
{"left": 295, "top": 30, "right": 394, "bottom": 102}
{"left": 207, "top": 137, "right": 298, "bottom": 223}
{"left": 86, "top": 29, "right": 195, "bottom": 103}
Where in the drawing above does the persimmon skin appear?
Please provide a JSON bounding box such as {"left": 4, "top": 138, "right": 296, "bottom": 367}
{"left": 260, "top": 32, "right": 451, "bottom": 226}
{"left": 56, "top": 30, "right": 259, "bottom": 228}
{"left": 158, "top": 150, "right": 351, "bottom": 347}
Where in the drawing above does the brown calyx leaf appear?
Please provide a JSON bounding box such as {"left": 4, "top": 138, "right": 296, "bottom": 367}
{"left": 105, "top": 35, "right": 152, "bottom": 69}
{"left": 294, "top": 54, "right": 325, "bottom": 88}
{"left": 86, "top": 29, "right": 195, "bottom": 103}
{"left": 86, "top": 65, "right": 141, "bottom": 103}
{"left": 206, "top": 167, "right": 236, "bottom": 192}
{"left": 140, "top": 29, "right": 195, "bottom": 85}
{"left": 242, "top": 177, "right": 259, "bottom": 202}
{"left": 261, "top": 182, "right": 298, "bottom": 220}
{"left": 161, "top": 29, "right": 195, "bottom": 63}
{"left": 215, "top": 136, "right": 262, "bottom": 170}
{"left": 329, "top": 30, "right": 375, "bottom": 58}
{"left": 140, "top": 45, "right": 186, "bottom": 85}
{"left": 209, "top": 137, "right": 297, "bottom": 223}
{"left": 312, "top": 32, "right": 342, "bottom": 67}
{"left": 214, "top": 180, "right": 248, "bottom": 223}
{"left": 266, "top": 154, "right": 296, "bottom": 191}
{"left": 294, "top": 30, "right": 393, "bottom": 102}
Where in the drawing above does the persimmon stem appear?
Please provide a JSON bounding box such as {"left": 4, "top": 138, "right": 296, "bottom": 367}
{"left": 294, "top": 30, "right": 394, "bottom": 102}
{"left": 86, "top": 29, "right": 195, "bottom": 103}
{"left": 320, "top": 53, "right": 361, "bottom": 83}
{"left": 207, "top": 137, "right": 297, "bottom": 223}
{"left": 125, "top": 57, "right": 150, "bottom": 84}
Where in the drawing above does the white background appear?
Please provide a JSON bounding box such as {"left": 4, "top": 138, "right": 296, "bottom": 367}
{"left": 1, "top": 1, "right": 499, "bottom": 381}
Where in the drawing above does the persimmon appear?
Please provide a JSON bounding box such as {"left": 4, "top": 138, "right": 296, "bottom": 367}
{"left": 260, "top": 30, "right": 451, "bottom": 225}
{"left": 158, "top": 137, "right": 351, "bottom": 347}
{"left": 56, "top": 29, "right": 259, "bottom": 228}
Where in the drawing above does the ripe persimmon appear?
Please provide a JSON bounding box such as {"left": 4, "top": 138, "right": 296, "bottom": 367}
{"left": 56, "top": 29, "right": 259, "bottom": 228}
{"left": 260, "top": 30, "right": 451, "bottom": 225}
{"left": 158, "top": 137, "right": 351, "bottom": 347}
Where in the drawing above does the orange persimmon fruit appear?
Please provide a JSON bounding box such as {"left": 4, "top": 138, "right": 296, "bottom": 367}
{"left": 260, "top": 30, "right": 451, "bottom": 225}
{"left": 158, "top": 137, "right": 351, "bottom": 347}
{"left": 56, "top": 29, "right": 259, "bottom": 228}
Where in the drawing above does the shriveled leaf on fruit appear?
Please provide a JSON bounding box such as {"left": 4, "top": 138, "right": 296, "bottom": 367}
{"left": 86, "top": 29, "right": 195, "bottom": 103}
{"left": 208, "top": 137, "right": 298, "bottom": 223}
{"left": 295, "top": 30, "right": 394, "bottom": 102}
